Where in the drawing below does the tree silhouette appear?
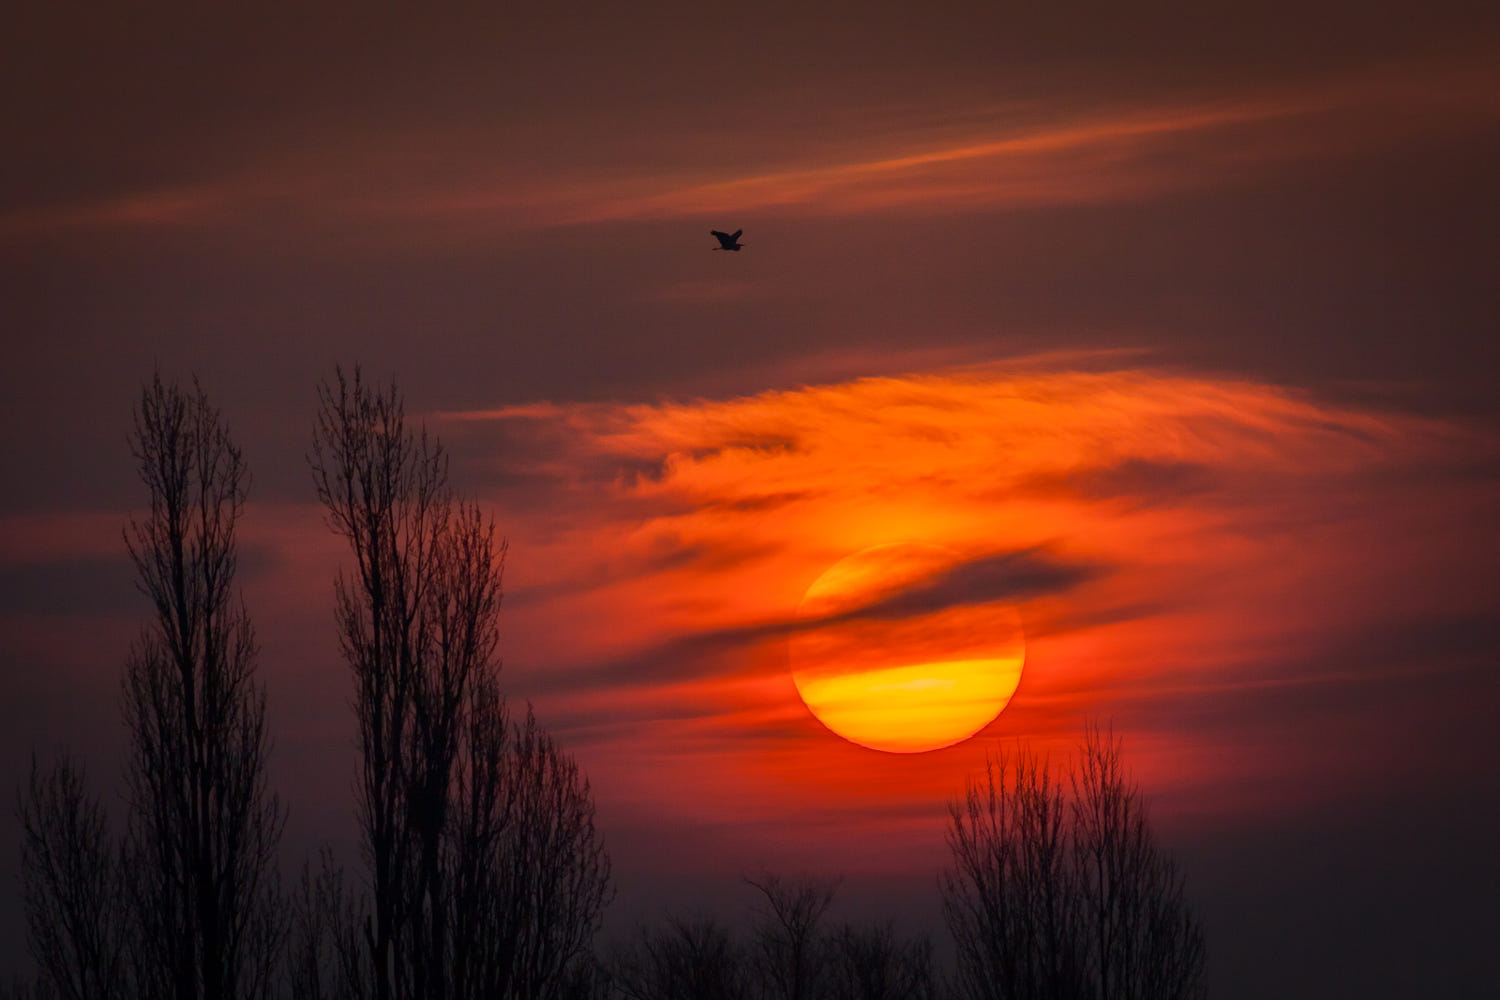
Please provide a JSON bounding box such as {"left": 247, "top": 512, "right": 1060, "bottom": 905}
{"left": 745, "top": 873, "right": 837, "bottom": 1000}
{"left": 825, "top": 921, "right": 938, "bottom": 1000}
{"left": 11, "top": 375, "right": 284, "bottom": 999}
{"left": 309, "top": 366, "right": 610, "bottom": 1000}
{"left": 942, "top": 726, "right": 1205, "bottom": 1000}
{"left": 944, "top": 748, "right": 1081, "bottom": 1000}
{"left": 465, "top": 706, "right": 611, "bottom": 1000}
{"left": 606, "top": 874, "right": 941, "bottom": 1000}
{"left": 310, "top": 365, "right": 479, "bottom": 1000}
{"left": 607, "top": 914, "right": 747, "bottom": 1000}
{"left": 15, "top": 754, "right": 126, "bottom": 1000}
{"left": 286, "top": 848, "right": 359, "bottom": 1000}
{"left": 1069, "top": 728, "right": 1205, "bottom": 1000}
{"left": 121, "top": 373, "right": 286, "bottom": 1000}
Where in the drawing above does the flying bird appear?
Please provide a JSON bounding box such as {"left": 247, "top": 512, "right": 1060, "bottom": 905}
{"left": 711, "top": 229, "right": 744, "bottom": 251}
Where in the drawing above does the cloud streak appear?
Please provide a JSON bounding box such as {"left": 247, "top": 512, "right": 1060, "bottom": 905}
{"left": 535, "top": 546, "right": 1095, "bottom": 693}
{"left": 4, "top": 61, "right": 1493, "bottom": 241}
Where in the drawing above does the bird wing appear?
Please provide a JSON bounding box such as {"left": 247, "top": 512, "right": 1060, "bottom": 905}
{"left": 710, "top": 230, "right": 730, "bottom": 242}
{"left": 729, "top": 229, "right": 742, "bottom": 241}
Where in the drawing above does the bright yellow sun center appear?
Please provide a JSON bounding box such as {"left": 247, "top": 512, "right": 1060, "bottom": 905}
{"left": 790, "top": 543, "right": 1025, "bottom": 753}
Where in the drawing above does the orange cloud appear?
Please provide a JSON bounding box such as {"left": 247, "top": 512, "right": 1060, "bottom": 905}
{"left": 430, "top": 359, "right": 1497, "bottom": 871}
{"left": 4, "top": 361, "right": 1493, "bottom": 877}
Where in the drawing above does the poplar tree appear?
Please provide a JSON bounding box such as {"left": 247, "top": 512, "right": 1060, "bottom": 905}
{"left": 121, "top": 373, "right": 285, "bottom": 1000}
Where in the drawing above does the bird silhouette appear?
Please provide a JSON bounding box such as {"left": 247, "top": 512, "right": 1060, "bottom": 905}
{"left": 711, "top": 229, "right": 744, "bottom": 251}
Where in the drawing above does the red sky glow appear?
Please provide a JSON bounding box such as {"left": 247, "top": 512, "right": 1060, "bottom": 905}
{"left": 4, "top": 4, "right": 1499, "bottom": 994}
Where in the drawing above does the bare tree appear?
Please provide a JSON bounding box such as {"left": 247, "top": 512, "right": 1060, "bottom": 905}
{"left": 943, "top": 749, "right": 1082, "bottom": 1000}
{"left": 1070, "top": 726, "right": 1205, "bottom": 1000}
{"left": 15, "top": 754, "right": 126, "bottom": 1000}
{"left": 941, "top": 729, "right": 1204, "bottom": 1000}
{"left": 121, "top": 372, "right": 285, "bottom": 1000}
{"left": 311, "top": 366, "right": 457, "bottom": 1000}
{"left": 610, "top": 876, "right": 942, "bottom": 1000}
{"left": 286, "top": 848, "right": 361, "bottom": 1000}
{"left": 310, "top": 367, "right": 610, "bottom": 1000}
{"left": 445, "top": 693, "right": 612, "bottom": 1000}
{"left": 483, "top": 707, "right": 613, "bottom": 1000}
{"left": 825, "top": 922, "right": 938, "bottom": 1000}
{"left": 606, "top": 915, "right": 747, "bottom": 1000}
{"left": 746, "top": 873, "right": 838, "bottom": 1000}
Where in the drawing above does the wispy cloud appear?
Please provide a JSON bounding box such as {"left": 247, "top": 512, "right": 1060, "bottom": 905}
{"left": 0, "top": 186, "right": 231, "bottom": 238}
{"left": 530, "top": 545, "right": 1095, "bottom": 694}
{"left": 402, "top": 358, "right": 1500, "bottom": 834}
{"left": 5, "top": 61, "right": 1493, "bottom": 241}
{"left": 7, "top": 356, "right": 1493, "bottom": 843}
{"left": 555, "top": 100, "right": 1325, "bottom": 222}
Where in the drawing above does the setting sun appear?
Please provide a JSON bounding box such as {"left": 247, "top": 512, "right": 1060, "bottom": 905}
{"left": 790, "top": 543, "right": 1026, "bottom": 753}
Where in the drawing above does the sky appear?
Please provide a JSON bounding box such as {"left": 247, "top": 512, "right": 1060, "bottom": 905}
{"left": 2, "top": 3, "right": 1499, "bottom": 996}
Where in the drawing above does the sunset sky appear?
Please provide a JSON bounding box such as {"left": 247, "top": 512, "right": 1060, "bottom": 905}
{"left": 3, "top": 4, "right": 1499, "bottom": 996}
